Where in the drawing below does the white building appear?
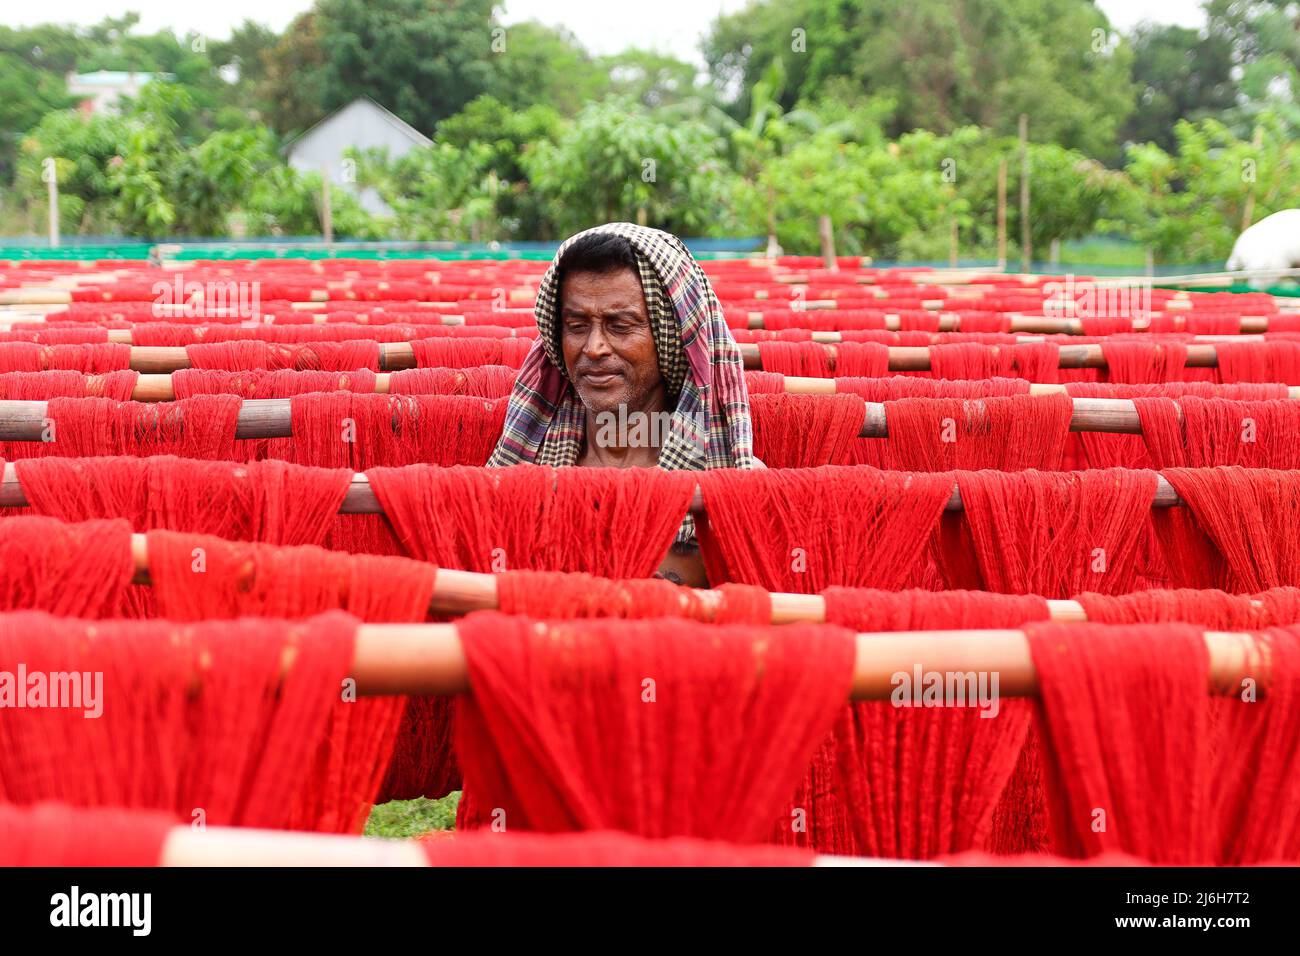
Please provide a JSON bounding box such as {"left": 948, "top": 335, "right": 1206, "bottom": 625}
{"left": 66, "top": 71, "right": 169, "bottom": 114}
{"left": 285, "top": 97, "right": 433, "bottom": 216}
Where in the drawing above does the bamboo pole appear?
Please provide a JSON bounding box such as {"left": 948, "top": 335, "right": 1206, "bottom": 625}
{"left": 3, "top": 338, "right": 1260, "bottom": 376}
{"left": 340, "top": 623, "right": 1265, "bottom": 699}
{"left": 86, "top": 371, "right": 1300, "bottom": 403}
{"left": 160, "top": 826, "right": 428, "bottom": 867}
{"left": 156, "top": 825, "right": 912, "bottom": 867}
{"left": 0, "top": 461, "right": 1185, "bottom": 514}
{"left": 0, "top": 394, "right": 1228, "bottom": 442}
{"left": 117, "top": 528, "right": 1088, "bottom": 625}
{"left": 736, "top": 342, "right": 1226, "bottom": 372}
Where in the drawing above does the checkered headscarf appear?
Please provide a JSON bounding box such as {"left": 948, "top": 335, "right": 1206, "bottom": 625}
{"left": 488, "top": 222, "right": 755, "bottom": 474}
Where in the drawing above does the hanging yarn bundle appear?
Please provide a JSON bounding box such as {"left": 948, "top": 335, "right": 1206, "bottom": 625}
{"left": 936, "top": 469, "right": 1158, "bottom": 598}
{"left": 0, "top": 610, "right": 388, "bottom": 833}
{"left": 0, "top": 370, "right": 139, "bottom": 401}
{"left": 1026, "top": 622, "right": 1213, "bottom": 862}
{"left": 823, "top": 588, "right": 1051, "bottom": 630}
{"left": 0, "top": 516, "right": 134, "bottom": 618}
{"left": 369, "top": 464, "right": 695, "bottom": 577}
{"left": 871, "top": 394, "right": 1073, "bottom": 471}
{"left": 172, "top": 368, "right": 379, "bottom": 399}
{"left": 388, "top": 366, "right": 519, "bottom": 398}
{"left": 749, "top": 393, "right": 865, "bottom": 467}
{"left": 0, "top": 343, "right": 131, "bottom": 374}
{"left": 288, "top": 393, "right": 507, "bottom": 470}
{"left": 185, "top": 340, "right": 382, "bottom": 372}
{"left": 1155, "top": 467, "right": 1300, "bottom": 592}
{"left": 453, "top": 612, "right": 854, "bottom": 842}
{"left": 496, "top": 571, "right": 771, "bottom": 624}
{"left": 694, "top": 466, "right": 1030, "bottom": 858}
{"left": 1136, "top": 398, "right": 1300, "bottom": 469}
{"left": 12, "top": 455, "right": 351, "bottom": 546}
{"left": 1, "top": 396, "right": 242, "bottom": 463}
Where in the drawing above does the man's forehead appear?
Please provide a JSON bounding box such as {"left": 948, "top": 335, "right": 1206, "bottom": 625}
{"left": 560, "top": 270, "right": 647, "bottom": 314}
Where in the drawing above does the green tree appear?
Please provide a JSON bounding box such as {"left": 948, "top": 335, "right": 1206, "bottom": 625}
{"left": 1122, "top": 24, "right": 1238, "bottom": 151}
{"left": 0, "top": 53, "right": 77, "bottom": 184}
{"left": 312, "top": 0, "right": 497, "bottom": 134}
{"left": 522, "top": 99, "right": 737, "bottom": 237}
{"left": 435, "top": 95, "right": 563, "bottom": 238}
{"left": 257, "top": 12, "right": 331, "bottom": 135}
{"left": 484, "top": 21, "right": 608, "bottom": 114}
{"left": 705, "top": 0, "right": 1136, "bottom": 159}
{"left": 1124, "top": 111, "right": 1300, "bottom": 263}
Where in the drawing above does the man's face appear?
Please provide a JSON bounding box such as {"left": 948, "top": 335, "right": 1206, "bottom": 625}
{"left": 559, "top": 266, "right": 665, "bottom": 416}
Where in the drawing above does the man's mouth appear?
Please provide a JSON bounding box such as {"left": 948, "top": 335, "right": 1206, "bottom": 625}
{"left": 579, "top": 370, "right": 621, "bottom": 386}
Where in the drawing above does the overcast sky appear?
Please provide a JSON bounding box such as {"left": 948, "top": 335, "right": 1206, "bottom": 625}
{"left": 0, "top": 0, "right": 1208, "bottom": 66}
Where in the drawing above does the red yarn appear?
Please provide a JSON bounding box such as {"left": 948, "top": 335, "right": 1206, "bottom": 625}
{"left": 289, "top": 394, "right": 506, "bottom": 469}
{"left": 1026, "top": 622, "right": 1213, "bottom": 862}
{"left": 1074, "top": 589, "right": 1265, "bottom": 628}
{"left": 937, "top": 469, "right": 1158, "bottom": 597}
{"left": 750, "top": 393, "right": 865, "bottom": 467}
{"left": 927, "top": 343, "right": 1061, "bottom": 383}
{"left": 185, "top": 340, "right": 381, "bottom": 371}
{"left": 172, "top": 368, "right": 378, "bottom": 399}
{"left": 1157, "top": 467, "right": 1300, "bottom": 591}
{"left": 27, "top": 396, "right": 242, "bottom": 461}
{"left": 409, "top": 337, "right": 532, "bottom": 369}
{"left": 1211, "top": 625, "right": 1300, "bottom": 863}
{"left": 144, "top": 530, "right": 427, "bottom": 803}
{"left": 0, "top": 343, "right": 130, "bottom": 373}
{"left": 1217, "top": 340, "right": 1300, "bottom": 385}
{"left": 146, "top": 529, "right": 434, "bottom": 622}
{"left": 697, "top": 466, "right": 953, "bottom": 591}
{"left": 420, "top": 830, "right": 813, "bottom": 867}
{"left": 1101, "top": 340, "right": 1189, "bottom": 382}
{"left": 1135, "top": 397, "right": 1300, "bottom": 468}
{"left": 0, "top": 516, "right": 134, "bottom": 617}
{"left": 370, "top": 464, "right": 694, "bottom": 577}
{"left": 837, "top": 376, "right": 1031, "bottom": 401}
{"left": 756, "top": 341, "right": 832, "bottom": 377}
{"left": 878, "top": 394, "right": 1073, "bottom": 471}
{"left": 14, "top": 456, "right": 351, "bottom": 545}
{"left": 0, "top": 610, "right": 382, "bottom": 832}
{"left": 742, "top": 370, "right": 786, "bottom": 394}
{"left": 495, "top": 570, "right": 771, "bottom": 623}
{"left": 454, "top": 612, "right": 854, "bottom": 841}
{"left": 388, "top": 366, "right": 518, "bottom": 398}
{"left": 694, "top": 466, "right": 1028, "bottom": 858}
{"left": 0, "top": 370, "right": 138, "bottom": 400}
{"left": 0, "top": 803, "right": 176, "bottom": 866}
{"left": 823, "top": 588, "right": 1051, "bottom": 630}
{"left": 831, "top": 342, "right": 889, "bottom": 376}
{"left": 1066, "top": 381, "right": 1288, "bottom": 400}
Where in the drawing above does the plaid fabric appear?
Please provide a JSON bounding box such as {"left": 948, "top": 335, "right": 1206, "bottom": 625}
{"left": 488, "top": 222, "right": 756, "bottom": 541}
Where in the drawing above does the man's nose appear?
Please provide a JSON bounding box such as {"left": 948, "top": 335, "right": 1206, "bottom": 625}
{"left": 582, "top": 323, "right": 613, "bottom": 357}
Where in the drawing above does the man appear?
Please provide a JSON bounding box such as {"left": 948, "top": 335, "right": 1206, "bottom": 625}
{"left": 488, "top": 222, "right": 758, "bottom": 586}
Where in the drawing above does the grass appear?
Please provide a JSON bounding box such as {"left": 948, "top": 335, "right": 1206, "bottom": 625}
{"left": 364, "top": 792, "right": 461, "bottom": 839}
{"left": 1056, "top": 237, "right": 1149, "bottom": 267}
